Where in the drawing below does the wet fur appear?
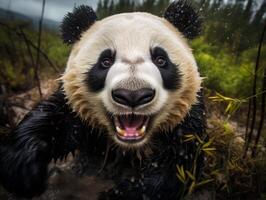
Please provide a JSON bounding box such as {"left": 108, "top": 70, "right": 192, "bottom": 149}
{"left": 0, "top": 88, "right": 206, "bottom": 199}
{"left": 62, "top": 12, "right": 202, "bottom": 147}
{"left": 0, "top": 1, "right": 205, "bottom": 198}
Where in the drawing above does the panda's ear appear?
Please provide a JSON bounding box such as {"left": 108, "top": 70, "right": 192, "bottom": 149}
{"left": 163, "top": 0, "right": 202, "bottom": 39}
{"left": 61, "top": 5, "right": 97, "bottom": 44}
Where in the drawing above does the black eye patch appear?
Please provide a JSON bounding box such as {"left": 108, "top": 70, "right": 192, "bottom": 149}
{"left": 151, "top": 47, "right": 181, "bottom": 90}
{"left": 86, "top": 49, "right": 115, "bottom": 92}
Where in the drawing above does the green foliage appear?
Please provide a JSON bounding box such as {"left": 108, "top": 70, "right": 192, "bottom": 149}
{"left": 175, "top": 133, "right": 215, "bottom": 198}
{"left": 197, "top": 118, "right": 266, "bottom": 199}
{"left": 0, "top": 1, "right": 265, "bottom": 199}
{"left": 96, "top": 0, "right": 266, "bottom": 98}
{"left": 0, "top": 21, "right": 69, "bottom": 93}
{"left": 200, "top": 0, "right": 265, "bottom": 54}
{"left": 42, "top": 31, "right": 70, "bottom": 68}
{"left": 191, "top": 37, "right": 266, "bottom": 97}
{"left": 1, "top": 0, "right": 265, "bottom": 99}
{"left": 96, "top": 0, "right": 170, "bottom": 18}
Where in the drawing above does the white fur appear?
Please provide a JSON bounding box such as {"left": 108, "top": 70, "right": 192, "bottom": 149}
{"left": 62, "top": 12, "right": 202, "bottom": 148}
{"left": 101, "top": 52, "right": 168, "bottom": 115}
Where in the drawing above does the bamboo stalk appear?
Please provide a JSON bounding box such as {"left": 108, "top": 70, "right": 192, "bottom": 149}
{"left": 0, "top": 22, "right": 59, "bottom": 73}
{"left": 244, "top": 21, "right": 266, "bottom": 157}
{"left": 35, "top": 0, "right": 46, "bottom": 98}
{"left": 251, "top": 22, "right": 266, "bottom": 157}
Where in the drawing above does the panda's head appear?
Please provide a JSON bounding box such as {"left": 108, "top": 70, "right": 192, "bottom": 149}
{"left": 61, "top": 1, "right": 202, "bottom": 148}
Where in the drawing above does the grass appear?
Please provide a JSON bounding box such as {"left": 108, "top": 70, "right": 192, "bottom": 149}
{"left": 180, "top": 115, "right": 266, "bottom": 200}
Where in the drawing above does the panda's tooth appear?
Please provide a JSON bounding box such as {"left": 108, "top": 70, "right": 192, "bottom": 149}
{"left": 116, "top": 126, "right": 121, "bottom": 132}
{"left": 116, "top": 126, "right": 124, "bottom": 134}
{"left": 140, "top": 126, "right": 146, "bottom": 134}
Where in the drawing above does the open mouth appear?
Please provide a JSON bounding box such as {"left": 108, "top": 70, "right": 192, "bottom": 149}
{"left": 112, "top": 114, "right": 150, "bottom": 143}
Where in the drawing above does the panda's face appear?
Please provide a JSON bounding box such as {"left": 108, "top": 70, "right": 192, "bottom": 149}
{"left": 62, "top": 13, "right": 201, "bottom": 148}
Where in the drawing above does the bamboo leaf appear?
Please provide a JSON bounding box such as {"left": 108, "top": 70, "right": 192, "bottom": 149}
{"left": 195, "top": 134, "right": 204, "bottom": 144}
{"left": 188, "top": 181, "right": 195, "bottom": 194}
{"left": 203, "top": 148, "right": 216, "bottom": 151}
{"left": 196, "top": 179, "right": 214, "bottom": 187}
{"left": 180, "top": 165, "right": 186, "bottom": 180}
{"left": 225, "top": 102, "right": 232, "bottom": 113}
{"left": 176, "top": 173, "right": 185, "bottom": 183}
{"left": 203, "top": 139, "right": 214, "bottom": 148}
{"left": 186, "top": 170, "right": 196, "bottom": 181}
{"left": 184, "top": 137, "right": 195, "bottom": 142}
{"left": 184, "top": 134, "right": 195, "bottom": 138}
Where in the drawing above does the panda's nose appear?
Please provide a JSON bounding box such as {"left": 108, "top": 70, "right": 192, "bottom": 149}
{"left": 112, "top": 88, "right": 155, "bottom": 107}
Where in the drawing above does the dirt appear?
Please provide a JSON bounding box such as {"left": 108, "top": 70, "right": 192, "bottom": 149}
{"left": 0, "top": 154, "right": 114, "bottom": 200}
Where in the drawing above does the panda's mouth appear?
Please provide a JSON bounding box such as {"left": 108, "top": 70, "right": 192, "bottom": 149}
{"left": 112, "top": 115, "right": 150, "bottom": 142}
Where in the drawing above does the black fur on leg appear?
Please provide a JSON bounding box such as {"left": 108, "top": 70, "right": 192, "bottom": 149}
{"left": 0, "top": 89, "right": 85, "bottom": 198}
{"left": 0, "top": 139, "right": 50, "bottom": 198}
{"left": 0, "top": 88, "right": 206, "bottom": 199}
{"left": 99, "top": 90, "right": 207, "bottom": 200}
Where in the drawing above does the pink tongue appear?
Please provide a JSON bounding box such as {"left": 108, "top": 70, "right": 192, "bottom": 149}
{"left": 124, "top": 127, "right": 138, "bottom": 136}
{"left": 120, "top": 115, "right": 144, "bottom": 137}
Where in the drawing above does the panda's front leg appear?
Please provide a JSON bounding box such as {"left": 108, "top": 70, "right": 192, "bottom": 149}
{"left": 0, "top": 130, "right": 51, "bottom": 198}
{"left": 98, "top": 150, "right": 184, "bottom": 200}
{"left": 100, "top": 131, "right": 205, "bottom": 199}
{"left": 0, "top": 90, "right": 82, "bottom": 198}
{"left": 98, "top": 167, "right": 182, "bottom": 200}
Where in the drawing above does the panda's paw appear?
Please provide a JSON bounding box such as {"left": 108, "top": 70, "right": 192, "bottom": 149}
{"left": 0, "top": 140, "right": 50, "bottom": 198}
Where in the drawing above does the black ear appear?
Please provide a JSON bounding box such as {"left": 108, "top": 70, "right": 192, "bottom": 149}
{"left": 61, "top": 5, "right": 97, "bottom": 44}
{"left": 163, "top": 0, "right": 202, "bottom": 39}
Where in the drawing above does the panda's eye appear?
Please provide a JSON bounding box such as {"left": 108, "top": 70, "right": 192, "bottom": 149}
{"left": 154, "top": 56, "right": 167, "bottom": 67}
{"left": 101, "top": 58, "right": 113, "bottom": 68}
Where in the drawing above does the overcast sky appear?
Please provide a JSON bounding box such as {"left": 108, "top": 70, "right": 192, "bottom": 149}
{"left": 0, "top": 0, "right": 99, "bottom": 22}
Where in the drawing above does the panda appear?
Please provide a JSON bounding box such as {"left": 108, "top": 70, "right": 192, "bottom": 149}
{"left": 0, "top": 1, "right": 206, "bottom": 199}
